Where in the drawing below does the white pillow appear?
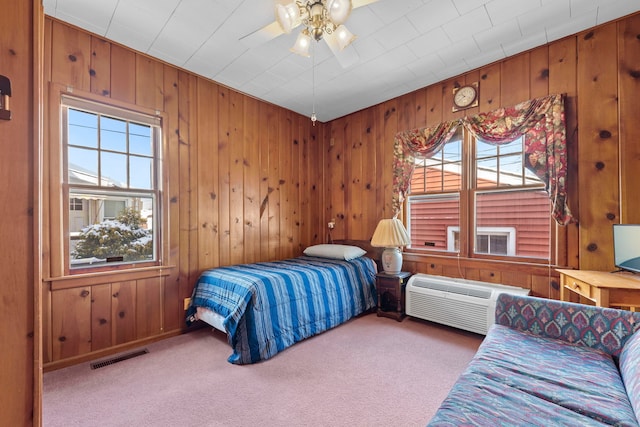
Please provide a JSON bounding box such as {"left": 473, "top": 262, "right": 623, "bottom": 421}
{"left": 303, "top": 244, "right": 367, "bottom": 260}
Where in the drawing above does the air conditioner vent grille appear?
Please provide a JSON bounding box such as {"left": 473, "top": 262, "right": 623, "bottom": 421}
{"left": 412, "top": 280, "right": 492, "bottom": 299}
{"left": 405, "top": 274, "right": 530, "bottom": 336}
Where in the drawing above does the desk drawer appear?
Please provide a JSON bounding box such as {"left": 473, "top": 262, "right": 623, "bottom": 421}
{"left": 564, "top": 277, "right": 592, "bottom": 299}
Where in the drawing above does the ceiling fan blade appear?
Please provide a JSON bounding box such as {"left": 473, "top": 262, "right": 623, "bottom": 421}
{"left": 324, "top": 32, "right": 360, "bottom": 68}
{"left": 352, "top": 0, "right": 379, "bottom": 9}
{"left": 239, "top": 21, "right": 285, "bottom": 48}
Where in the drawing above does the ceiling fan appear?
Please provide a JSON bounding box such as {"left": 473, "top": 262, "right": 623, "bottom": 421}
{"left": 240, "top": 0, "right": 380, "bottom": 68}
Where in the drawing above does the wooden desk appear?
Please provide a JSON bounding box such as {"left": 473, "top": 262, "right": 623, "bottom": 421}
{"left": 557, "top": 269, "right": 640, "bottom": 309}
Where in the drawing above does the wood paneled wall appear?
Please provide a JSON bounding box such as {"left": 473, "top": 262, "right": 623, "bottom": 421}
{"left": 326, "top": 13, "right": 640, "bottom": 294}
{"left": 42, "top": 18, "right": 324, "bottom": 369}
{"left": 1, "top": 0, "right": 41, "bottom": 425}
{"left": 39, "top": 13, "right": 640, "bottom": 368}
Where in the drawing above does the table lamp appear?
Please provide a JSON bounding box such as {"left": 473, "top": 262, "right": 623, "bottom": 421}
{"left": 370, "top": 218, "right": 411, "bottom": 274}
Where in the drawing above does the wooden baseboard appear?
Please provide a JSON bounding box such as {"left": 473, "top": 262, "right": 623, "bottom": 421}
{"left": 43, "top": 329, "right": 184, "bottom": 372}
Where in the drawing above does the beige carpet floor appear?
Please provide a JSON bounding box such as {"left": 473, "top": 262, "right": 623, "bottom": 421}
{"left": 43, "top": 313, "right": 483, "bottom": 427}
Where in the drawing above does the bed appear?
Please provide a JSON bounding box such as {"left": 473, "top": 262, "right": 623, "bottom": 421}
{"left": 185, "top": 244, "right": 378, "bottom": 364}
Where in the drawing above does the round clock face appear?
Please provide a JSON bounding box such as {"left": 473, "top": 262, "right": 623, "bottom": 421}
{"left": 454, "top": 85, "right": 477, "bottom": 108}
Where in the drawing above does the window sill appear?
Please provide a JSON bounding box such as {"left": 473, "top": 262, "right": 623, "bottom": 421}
{"left": 46, "top": 265, "right": 176, "bottom": 291}
{"left": 403, "top": 251, "right": 560, "bottom": 270}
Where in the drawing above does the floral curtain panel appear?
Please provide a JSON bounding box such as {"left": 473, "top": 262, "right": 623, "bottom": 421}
{"left": 392, "top": 120, "right": 461, "bottom": 214}
{"left": 392, "top": 93, "right": 574, "bottom": 225}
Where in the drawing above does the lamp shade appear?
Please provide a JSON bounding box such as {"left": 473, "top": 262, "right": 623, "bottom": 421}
{"left": 334, "top": 24, "right": 356, "bottom": 50}
{"left": 290, "top": 29, "right": 311, "bottom": 57}
{"left": 276, "top": 2, "right": 301, "bottom": 34}
{"left": 326, "top": 0, "right": 352, "bottom": 25}
{"left": 370, "top": 218, "right": 410, "bottom": 248}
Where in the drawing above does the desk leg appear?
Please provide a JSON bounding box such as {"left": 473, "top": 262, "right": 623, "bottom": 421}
{"left": 559, "top": 275, "right": 568, "bottom": 302}
{"left": 593, "top": 287, "right": 610, "bottom": 308}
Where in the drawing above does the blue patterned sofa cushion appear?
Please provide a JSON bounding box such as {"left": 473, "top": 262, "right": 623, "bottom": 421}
{"left": 428, "top": 294, "right": 640, "bottom": 427}
{"left": 621, "top": 331, "right": 640, "bottom": 422}
{"left": 495, "top": 293, "right": 640, "bottom": 361}
{"left": 429, "top": 325, "right": 638, "bottom": 426}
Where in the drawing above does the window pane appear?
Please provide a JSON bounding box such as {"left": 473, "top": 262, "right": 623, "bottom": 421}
{"left": 68, "top": 147, "right": 98, "bottom": 185}
{"left": 410, "top": 130, "right": 462, "bottom": 194}
{"left": 475, "top": 137, "right": 545, "bottom": 188}
{"left": 100, "top": 116, "right": 127, "bottom": 152}
{"left": 104, "top": 199, "right": 126, "bottom": 219}
{"left": 476, "top": 140, "right": 496, "bottom": 158}
{"left": 69, "top": 192, "right": 155, "bottom": 268}
{"left": 407, "top": 194, "right": 460, "bottom": 252}
{"left": 489, "top": 235, "right": 508, "bottom": 255}
{"left": 68, "top": 109, "right": 98, "bottom": 148}
{"left": 476, "top": 234, "right": 488, "bottom": 253}
{"left": 476, "top": 157, "right": 497, "bottom": 187}
{"left": 129, "top": 123, "right": 152, "bottom": 156}
{"left": 475, "top": 190, "right": 550, "bottom": 259}
{"left": 443, "top": 139, "right": 461, "bottom": 160}
{"left": 500, "top": 154, "right": 523, "bottom": 185}
{"left": 101, "top": 151, "right": 127, "bottom": 187}
{"left": 130, "top": 156, "right": 153, "bottom": 189}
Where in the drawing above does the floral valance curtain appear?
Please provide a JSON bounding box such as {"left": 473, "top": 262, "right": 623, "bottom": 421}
{"left": 392, "top": 93, "right": 574, "bottom": 225}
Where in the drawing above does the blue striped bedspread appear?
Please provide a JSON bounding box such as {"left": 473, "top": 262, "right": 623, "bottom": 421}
{"left": 186, "top": 255, "right": 377, "bottom": 364}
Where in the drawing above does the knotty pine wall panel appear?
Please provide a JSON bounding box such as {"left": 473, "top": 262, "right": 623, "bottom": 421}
{"left": 162, "top": 64, "right": 182, "bottom": 333}
{"left": 501, "top": 53, "right": 530, "bottom": 106}
{"left": 244, "top": 96, "right": 261, "bottom": 264}
{"left": 43, "top": 17, "right": 323, "bottom": 367}
{"left": 51, "top": 287, "right": 92, "bottom": 360}
{"left": 135, "top": 277, "right": 163, "bottom": 340}
{"left": 90, "top": 37, "right": 111, "bottom": 96}
{"left": 530, "top": 46, "right": 550, "bottom": 99}
{"left": 266, "top": 104, "right": 282, "bottom": 260}
{"left": 90, "top": 283, "right": 112, "bottom": 352}
{"left": 618, "top": 14, "right": 640, "bottom": 224}
{"left": 196, "top": 78, "right": 219, "bottom": 269}
{"left": 577, "top": 23, "right": 620, "bottom": 271}
{"left": 478, "top": 63, "right": 501, "bottom": 112}
{"left": 111, "top": 281, "right": 136, "bottom": 345}
{"left": 328, "top": 117, "right": 347, "bottom": 239}
{"left": 50, "top": 21, "right": 91, "bottom": 91}
{"left": 549, "top": 37, "right": 579, "bottom": 268}
{"left": 326, "top": 13, "right": 640, "bottom": 295}
{"left": 379, "top": 99, "right": 398, "bottom": 218}
{"left": 110, "top": 44, "right": 136, "bottom": 103}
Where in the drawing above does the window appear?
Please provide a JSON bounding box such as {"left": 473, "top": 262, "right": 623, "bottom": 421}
{"left": 69, "top": 198, "right": 83, "bottom": 211}
{"left": 63, "top": 96, "right": 162, "bottom": 270}
{"left": 447, "top": 226, "right": 516, "bottom": 256}
{"left": 407, "top": 129, "right": 551, "bottom": 261}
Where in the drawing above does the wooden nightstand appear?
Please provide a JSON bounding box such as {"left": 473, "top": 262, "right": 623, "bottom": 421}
{"left": 376, "top": 271, "right": 412, "bottom": 321}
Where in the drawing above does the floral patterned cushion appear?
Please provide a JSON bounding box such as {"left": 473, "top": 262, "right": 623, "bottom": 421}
{"left": 428, "top": 325, "right": 639, "bottom": 426}
{"left": 621, "top": 331, "right": 640, "bottom": 422}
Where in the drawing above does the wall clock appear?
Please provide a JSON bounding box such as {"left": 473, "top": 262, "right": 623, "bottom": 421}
{"left": 452, "top": 82, "right": 478, "bottom": 112}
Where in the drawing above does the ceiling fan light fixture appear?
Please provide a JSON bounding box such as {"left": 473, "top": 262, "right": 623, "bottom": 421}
{"left": 334, "top": 24, "right": 356, "bottom": 49}
{"left": 276, "top": 2, "right": 301, "bottom": 34}
{"left": 290, "top": 29, "right": 312, "bottom": 57}
{"left": 326, "top": 0, "right": 352, "bottom": 25}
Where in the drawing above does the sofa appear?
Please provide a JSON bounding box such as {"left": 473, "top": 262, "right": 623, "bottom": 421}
{"left": 428, "top": 293, "right": 640, "bottom": 426}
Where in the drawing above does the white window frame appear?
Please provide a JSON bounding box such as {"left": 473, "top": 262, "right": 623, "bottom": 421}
{"left": 447, "top": 226, "right": 516, "bottom": 255}
{"left": 62, "top": 95, "right": 162, "bottom": 271}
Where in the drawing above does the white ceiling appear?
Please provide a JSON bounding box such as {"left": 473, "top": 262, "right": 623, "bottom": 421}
{"left": 43, "top": 0, "right": 640, "bottom": 122}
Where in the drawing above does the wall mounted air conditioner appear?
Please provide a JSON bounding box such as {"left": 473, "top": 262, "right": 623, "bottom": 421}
{"left": 406, "top": 274, "right": 530, "bottom": 335}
